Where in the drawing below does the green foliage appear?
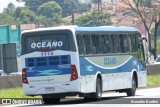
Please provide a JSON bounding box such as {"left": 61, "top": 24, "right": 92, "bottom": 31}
{"left": 0, "top": 13, "right": 14, "bottom": 25}
{"left": 147, "top": 75, "right": 160, "bottom": 87}
{"left": 3, "top": 3, "right": 16, "bottom": 16}
{"left": 14, "top": 7, "right": 37, "bottom": 24}
{"left": 75, "top": 11, "right": 112, "bottom": 26}
{"left": 37, "top": 1, "right": 63, "bottom": 27}
{"left": 157, "top": 39, "right": 160, "bottom": 54}
{"left": 0, "top": 88, "right": 41, "bottom": 98}
{"left": 62, "top": 18, "right": 71, "bottom": 25}
{"left": 17, "top": 0, "right": 91, "bottom": 17}
{"left": 38, "top": 16, "right": 53, "bottom": 27}
{"left": 38, "top": 1, "right": 62, "bottom": 18}
{"left": 151, "top": 26, "right": 160, "bottom": 37}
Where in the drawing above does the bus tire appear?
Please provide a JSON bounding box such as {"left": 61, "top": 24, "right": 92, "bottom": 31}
{"left": 127, "top": 75, "right": 136, "bottom": 96}
{"left": 91, "top": 77, "right": 102, "bottom": 100}
{"left": 42, "top": 97, "right": 60, "bottom": 104}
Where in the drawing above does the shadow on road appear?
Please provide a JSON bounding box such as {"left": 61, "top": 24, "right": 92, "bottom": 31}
{"left": 22, "top": 95, "right": 142, "bottom": 106}
{"left": 15, "top": 94, "right": 142, "bottom": 107}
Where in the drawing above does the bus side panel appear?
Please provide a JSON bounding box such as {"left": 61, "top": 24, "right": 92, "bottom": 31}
{"left": 138, "top": 70, "right": 147, "bottom": 87}
{"left": 79, "top": 55, "right": 147, "bottom": 92}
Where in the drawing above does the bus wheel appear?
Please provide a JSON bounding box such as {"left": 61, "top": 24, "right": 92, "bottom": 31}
{"left": 127, "top": 76, "right": 136, "bottom": 96}
{"left": 92, "top": 78, "right": 102, "bottom": 100}
{"left": 42, "top": 96, "right": 60, "bottom": 104}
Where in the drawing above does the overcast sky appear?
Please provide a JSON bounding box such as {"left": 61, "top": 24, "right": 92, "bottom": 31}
{"left": 0, "top": 0, "right": 24, "bottom": 13}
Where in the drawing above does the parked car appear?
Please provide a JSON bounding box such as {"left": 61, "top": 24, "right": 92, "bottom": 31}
{"left": 0, "top": 70, "right": 7, "bottom": 76}
{"left": 153, "top": 56, "right": 160, "bottom": 64}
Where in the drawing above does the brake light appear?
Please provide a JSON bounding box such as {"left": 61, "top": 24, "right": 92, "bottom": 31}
{"left": 22, "top": 68, "right": 28, "bottom": 84}
{"left": 70, "top": 65, "right": 78, "bottom": 81}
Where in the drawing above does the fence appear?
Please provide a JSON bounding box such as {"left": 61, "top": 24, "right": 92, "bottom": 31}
{"left": 0, "top": 43, "right": 18, "bottom": 73}
{"left": 147, "top": 64, "right": 160, "bottom": 75}
{"left": 0, "top": 75, "right": 22, "bottom": 89}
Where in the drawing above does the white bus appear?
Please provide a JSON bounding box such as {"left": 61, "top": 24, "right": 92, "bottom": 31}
{"left": 21, "top": 26, "right": 147, "bottom": 104}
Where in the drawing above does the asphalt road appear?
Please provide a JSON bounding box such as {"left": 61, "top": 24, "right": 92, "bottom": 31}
{"left": 2, "top": 87, "right": 160, "bottom": 107}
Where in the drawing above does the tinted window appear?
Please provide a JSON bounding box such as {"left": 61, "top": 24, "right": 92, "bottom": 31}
{"left": 120, "top": 34, "right": 129, "bottom": 53}
{"left": 22, "top": 30, "right": 76, "bottom": 54}
{"left": 138, "top": 35, "right": 145, "bottom": 61}
{"left": 26, "top": 34, "right": 68, "bottom": 53}
{"left": 84, "top": 35, "right": 92, "bottom": 55}
{"left": 111, "top": 34, "right": 120, "bottom": 53}
{"left": 130, "top": 34, "right": 137, "bottom": 53}
{"left": 77, "top": 34, "right": 86, "bottom": 55}
{"left": 101, "top": 35, "right": 111, "bottom": 54}
{"left": 91, "top": 35, "right": 102, "bottom": 54}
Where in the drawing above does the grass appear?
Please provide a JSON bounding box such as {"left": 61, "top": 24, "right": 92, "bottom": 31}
{"left": 147, "top": 75, "right": 160, "bottom": 87}
{"left": 0, "top": 88, "right": 41, "bottom": 98}
{"left": 0, "top": 75, "right": 160, "bottom": 98}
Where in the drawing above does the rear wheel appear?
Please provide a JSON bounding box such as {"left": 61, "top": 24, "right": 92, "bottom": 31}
{"left": 42, "top": 96, "right": 60, "bottom": 104}
{"left": 91, "top": 78, "right": 102, "bottom": 100}
{"left": 127, "top": 75, "right": 136, "bottom": 96}
{"left": 83, "top": 77, "right": 102, "bottom": 101}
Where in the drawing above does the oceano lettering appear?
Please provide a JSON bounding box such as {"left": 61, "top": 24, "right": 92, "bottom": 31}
{"left": 31, "top": 41, "right": 63, "bottom": 49}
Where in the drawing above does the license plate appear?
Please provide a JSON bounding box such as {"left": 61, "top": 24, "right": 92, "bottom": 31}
{"left": 45, "top": 87, "right": 55, "bottom": 92}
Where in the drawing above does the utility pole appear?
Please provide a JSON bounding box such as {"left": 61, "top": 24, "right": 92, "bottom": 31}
{"left": 71, "top": 2, "right": 75, "bottom": 25}
{"left": 98, "top": 0, "right": 100, "bottom": 11}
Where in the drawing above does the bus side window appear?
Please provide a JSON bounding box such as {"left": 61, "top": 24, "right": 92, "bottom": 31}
{"left": 101, "top": 34, "right": 111, "bottom": 54}
{"left": 91, "top": 35, "right": 102, "bottom": 54}
{"left": 77, "top": 34, "right": 86, "bottom": 55}
{"left": 130, "top": 34, "right": 138, "bottom": 53}
{"left": 119, "top": 34, "right": 129, "bottom": 53}
{"left": 111, "top": 34, "right": 120, "bottom": 53}
{"left": 138, "top": 35, "right": 145, "bottom": 61}
{"left": 110, "top": 34, "right": 115, "bottom": 53}
{"left": 84, "top": 35, "right": 92, "bottom": 55}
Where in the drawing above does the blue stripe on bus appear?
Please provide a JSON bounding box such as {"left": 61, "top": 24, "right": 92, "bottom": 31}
{"left": 79, "top": 56, "right": 146, "bottom": 76}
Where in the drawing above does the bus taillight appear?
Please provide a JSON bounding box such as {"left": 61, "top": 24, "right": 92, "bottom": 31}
{"left": 70, "top": 65, "right": 78, "bottom": 81}
{"left": 22, "top": 68, "right": 28, "bottom": 84}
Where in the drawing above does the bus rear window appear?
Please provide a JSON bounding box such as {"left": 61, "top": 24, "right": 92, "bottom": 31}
{"left": 26, "top": 34, "right": 68, "bottom": 53}
{"left": 21, "top": 29, "right": 78, "bottom": 54}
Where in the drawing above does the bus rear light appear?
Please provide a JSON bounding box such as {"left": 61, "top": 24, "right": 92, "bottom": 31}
{"left": 70, "top": 65, "right": 78, "bottom": 81}
{"left": 22, "top": 68, "right": 28, "bottom": 84}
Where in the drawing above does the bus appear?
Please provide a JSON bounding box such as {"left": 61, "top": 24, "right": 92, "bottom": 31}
{"left": 21, "top": 26, "right": 147, "bottom": 104}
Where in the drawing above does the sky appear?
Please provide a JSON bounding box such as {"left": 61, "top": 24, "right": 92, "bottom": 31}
{"left": 0, "top": 0, "right": 24, "bottom": 13}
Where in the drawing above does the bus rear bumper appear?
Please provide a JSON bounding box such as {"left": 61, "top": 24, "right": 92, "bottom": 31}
{"left": 23, "top": 79, "right": 81, "bottom": 96}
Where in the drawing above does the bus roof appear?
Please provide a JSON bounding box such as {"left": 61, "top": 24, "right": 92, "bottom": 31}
{"left": 75, "top": 26, "right": 140, "bottom": 33}
{"left": 22, "top": 26, "right": 141, "bottom": 34}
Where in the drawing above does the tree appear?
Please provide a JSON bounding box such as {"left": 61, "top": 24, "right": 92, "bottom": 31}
{"left": 38, "top": 16, "right": 53, "bottom": 27}
{"left": 17, "top": 0, "right": 91, "bottom": 17}
{"left": 121, "top": 0, "right": 160, "bottom": 59}
{"left": 3, "top": 3, "right": 16, "bottom": 16}
{"left": 92, "top": 0, "right": 102, "bottom": 11}
{"left": 14, "top": 7, "right": 37, "bottom": 24}
{"left": 0, "top": 13, "right": 14, "bottom": 25}
{"left": 38, "top": 1, "right": 62, "bottom": 18}
{"left": 75, "top": 11, "right": 112, "bottom": 26}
